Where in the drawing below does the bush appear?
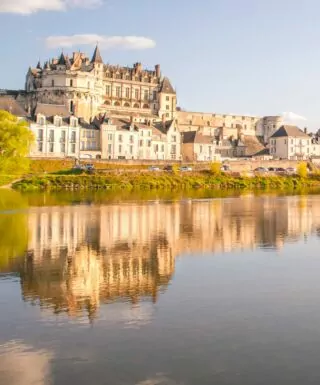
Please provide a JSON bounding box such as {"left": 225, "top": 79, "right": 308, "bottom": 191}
{"left": 210, "top": 162, "right": 221, "bottom": 175}
{"left": 297, "top": 162, "right": 308, "bottom": 178}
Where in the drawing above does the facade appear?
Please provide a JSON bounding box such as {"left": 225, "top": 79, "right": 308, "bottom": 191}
{"left": 269, "top": 125, "right": 320, "bottom": 159}
{"left": 182, "top": 131, "right": 219, "bottom": 161}
{"left": 25, "top": 46, "right": 177, "bottom": 123}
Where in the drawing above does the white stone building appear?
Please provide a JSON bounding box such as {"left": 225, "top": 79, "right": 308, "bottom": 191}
{"left": 269, "top": 125, "right": 320, "bottom": 160}
{"left": 182, "top": 131, "right": 220, "bottom": 162}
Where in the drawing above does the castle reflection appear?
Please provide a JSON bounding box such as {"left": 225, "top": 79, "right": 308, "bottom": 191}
{"left": 18, "top": 196, "right": 320, "bottom": 320}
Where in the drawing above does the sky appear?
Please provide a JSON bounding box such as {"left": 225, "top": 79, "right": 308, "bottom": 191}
{"left": 0, "top": 0, "right": 320, "bottom": 129}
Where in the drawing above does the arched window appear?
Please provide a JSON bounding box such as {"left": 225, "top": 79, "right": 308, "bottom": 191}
{"left": 114, "top": 101, "right": 120, "bottom": 107}
{"left": 70, "top": 100, "right": 74, "bottom": 113}
{"left": 133, "top": 103, "right": 139, "bottom": 108}
{"left": 104, "top": 100, "right": 111, "bottom": 105}
{"left": 124, "top": 102, "right": 130, "bottom": 107}
{"left": 143, "top": 104, "right": 149, "bottom": 109}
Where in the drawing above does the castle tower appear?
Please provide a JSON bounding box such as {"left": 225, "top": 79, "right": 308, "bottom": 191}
{"left": 158, "top": 77, "right": 176, "bottom": 120}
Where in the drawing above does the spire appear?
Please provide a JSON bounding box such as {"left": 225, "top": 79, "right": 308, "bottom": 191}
{"left": 36, "top": 60, "right": 41, "bottom": 70}
{"left": 91, "top": 44, "right": 103, "bottom": 64}
{"left": 58, "top": 52, "right": 66, "bottom": 66}
{"left": 44, "top": 60, "right": 51, "bottom": 70}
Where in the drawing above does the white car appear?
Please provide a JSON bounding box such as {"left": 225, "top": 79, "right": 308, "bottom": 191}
{"left": 180, "top": 166, "right": 193, "bottom": 172}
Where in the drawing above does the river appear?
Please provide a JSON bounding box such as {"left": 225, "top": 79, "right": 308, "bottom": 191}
{"left": 1, "top": 190, "right": 320, "bottom": 385}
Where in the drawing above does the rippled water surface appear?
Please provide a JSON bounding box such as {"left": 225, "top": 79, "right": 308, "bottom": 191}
{"left": 1, "top": 191, "right": 320, "bottom": 384}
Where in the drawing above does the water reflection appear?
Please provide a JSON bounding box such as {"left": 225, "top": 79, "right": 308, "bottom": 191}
{"left": 2, "top": 194, "right": 320, "bottom": 320}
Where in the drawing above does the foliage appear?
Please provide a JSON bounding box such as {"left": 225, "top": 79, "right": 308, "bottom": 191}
{"left": 297, "top": 162, "right": 308, "bottom": 178}
{"left": 0, "top": 110, "right": 34, "bottom": 174}
{"left": 0, "top": 190, "right": 28, "bottom": 270}
{"left": 210, "top": 162, "right": 221, "bottom": 175}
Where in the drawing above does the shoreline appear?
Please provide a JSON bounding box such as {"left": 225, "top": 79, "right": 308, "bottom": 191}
{"left": 11, "top": 172, "right": 320, "bottom": 192}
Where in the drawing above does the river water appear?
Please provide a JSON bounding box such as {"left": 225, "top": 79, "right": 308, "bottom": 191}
{"left": 1, "top": 190, "right": 320, "bottom": 384}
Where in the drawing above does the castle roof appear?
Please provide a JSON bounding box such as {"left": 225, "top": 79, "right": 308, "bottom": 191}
{"left": 182, "top": 131, "right": 215, "bottom": 144}
{"left": 91, "top": 45, "right": 103, "bottom": 64}
{"left": 270, "top": 125, "right": 309, "bottom": 139}
{"left": 35, "top": 103, "right": 70, "bottom": 118}
{"left": 57, "top": 52, "right": 67, "bottom": 66}
{"left": 159, "top": 77, "right": 175, "bottom": 94}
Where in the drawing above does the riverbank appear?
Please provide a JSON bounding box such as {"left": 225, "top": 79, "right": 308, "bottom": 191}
{"left": 12, "top": 172, "right": 320, "bottom": 192}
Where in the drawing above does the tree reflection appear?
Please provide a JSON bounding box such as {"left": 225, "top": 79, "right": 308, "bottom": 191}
{"left": 0, "top": 190, "right": 28, "bottom": 270}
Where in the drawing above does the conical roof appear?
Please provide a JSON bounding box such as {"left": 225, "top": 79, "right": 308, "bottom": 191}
{"left": 91, "top": 45, "right": 103, "bottom": 64}
{"left": 36, "top": 60, "right": 42, "bottom": 70}
{"left": 58, "top": 52, "right": 67, "bottom": 66}
{"left": 159, "top": 77, "right": 176, "bottom": 94}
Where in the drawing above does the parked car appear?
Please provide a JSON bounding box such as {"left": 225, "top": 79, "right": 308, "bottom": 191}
{"left": 73, "top": 164, "right": 85, "bottom": 170}
{"left": 180, "top": 166, "right": 193, "bottom": 172}
{"left": 286, "top": 167, "right": 296, "bottom": 175}
{"left": 275, "top": 167, "right": 286, "bottom": 174}
{"left": 163, "top": 165, "right": 173, "bottom": 172}
{"left": 221, "top": 164, "right": 230, "bottom": 171}
{"left": 268, "top": 167, "right": 276, "bottom": 172}
{"left": 253, "top": 167, "right": 268, "bottom": 173}
{"left": 148, "top": 166, "right": 160, "bottom": 171}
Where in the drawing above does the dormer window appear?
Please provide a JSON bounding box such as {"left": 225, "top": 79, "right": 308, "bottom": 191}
{"left": 54, "top": 116, "right": 62, "bottom": 127}
{"left": 70, "top": 118, "right": 78, "bottom": 127}
{"left": 125, "top": 74, "right": 130, "bottom": 80}
{"left": 115, "top": 73, "right": 121, "bottom": 79}
{"left": 37, "top": 115, "right": 46, "bottom": 125}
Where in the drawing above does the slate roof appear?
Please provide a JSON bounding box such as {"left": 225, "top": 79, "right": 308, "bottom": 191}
{"left": 153, "top": 120, "right": 174, "bottom": 135}
{"left": 91, "top": 45, "right": 103, "bottom": 64}
{"left": 159, "top": 77, "right": 175, "bottom": 94}
{"left": 270, "top": 125, "right": 309, "bottom": 138}
{"left": 35, "top": 103, "right": 70, "bottom": 117}
{"left": 0, "top": 96, "right": 27, "bottom": 117}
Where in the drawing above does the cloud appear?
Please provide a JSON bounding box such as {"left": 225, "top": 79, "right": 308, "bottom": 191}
{"left": 0, "top": 0, "right": 103, "bottom": 14}
{"left": 45, "top": 34, "right": 156, "bottom": 50}
{"left": 282, "top": 111, "right": 307, "bottom": 122}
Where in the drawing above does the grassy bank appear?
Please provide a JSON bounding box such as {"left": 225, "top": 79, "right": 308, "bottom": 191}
{"left": 12, "top": 172, "right": 320, "bottom": 192}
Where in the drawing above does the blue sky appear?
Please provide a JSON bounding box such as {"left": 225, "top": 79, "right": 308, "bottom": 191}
{"left": 1, "top": 0, "right": 320, "bottom": 129}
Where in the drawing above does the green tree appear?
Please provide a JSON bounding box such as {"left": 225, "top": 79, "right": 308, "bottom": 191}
{"left": 0, "top": 110, "right": 34, "bottom": 174}
{"left": 297, "top": 162, "right": 308, "bottom": 178}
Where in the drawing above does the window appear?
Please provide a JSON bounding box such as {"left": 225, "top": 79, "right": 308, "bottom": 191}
{"left": 135, "top": 89, "right": 139, "bottom": 99}
{"left": 144, "top": 90, "right": 149, "bottom": 100}
{"left": 171, "top": 135, "right": 176, "bottom": 142}
{"left": 60, "top": 143, "right": 66, "bottom": 153}
{"left": 51, "top": 79, "right": 54, "bottom": 87}
{"left": 61, "top": 131, "right": 66, "bottom": 142}
{"left": 81, "top": 141, "right": 85, "bottom": 150}
{"left": 115, "top": 73, "right": 121, "bottom": 79}
{"left": 106, "top": 85, "right": 111, "bottom": 96}
{"left": 148, "top": 140, "right": 151, "bottom": 147}
{"left": 71, "top": 119, "right": 77, "bottom": 127}
{"left": 166, "top": 96, "right": 170, "bottom": 101}
{"left": 119, "top": 144, "right": 122, "bottom": 153}
{"left": 125, "top": 87, "right": 130, "bottom": 98}
{"left": 273, "top": 124, "right": 276, "bottom": 129}
{"left": 141, "top": 130, "right": 144, "bottom": 137}
{"left": 49, "top": 129, "right": 54, "bottom": 142}
{"left": 49, "top": 142, "right": 54, "bottom": 152}
{"left": 171, "top": 144, "right": 176, "bottom": 154}
{"left": 87, "top": 81, "right": 90, "bottom": 89}
{"left": 108, "top": 134, "right": 113, "bottom": 140}
{"left": 37, "top": 129, "right": 43, "bottom": 141}
{"left": 116, "top": 86, "right": 121, "bottom": 97}
{"left": 161, "top": 144, "right": 164, "bottom": 152}
{"left": 126, "top": 75, "right": 130, "bottom": 80}
{"left": 154, "top": 144, "right": 159, "bottom": 152}
{"left": 307, "top": 147, "right": 310, "bottom": 153}
{"left": 71, "top": 144, "right": 76, "bottom": 153}
{"left": 166, "top": 105, "right": 170, "bottom": 110}
{"left": 118, "top": 134, "right": 123, "bottom": 143}
{"left": 200, "top": 145, "right": 203, "bottom": 153}
{"left": 71, "top": 131, "right": 76, "bottom": 143}
{"left": 284, "top": 139, "right": 287, "bottom": 144}
{"left": 139, "top": 140, "right": 143, "bottom": 146}
{"left": 130, "top": 145, "right": 133, "bottom": 154}
{"left": 108, "top": 144, "right": 112, "bottom": 153}
{"left": 130, "top": 135, "right": 134, "bottom": 143}
{"left": 166, "top": 113, "right": 169, "bottom": 117}
{"left": 92, "top": 141, "right": 96, "bottom": 149}
{"left": 69, "top": 100, "right": 74, "bottom": 113}
{"left": 244, "top": 125, "right": 247, "bottom": 130}
{"left": 37, "top": 142, "right": 43, "bottom": 152}
{"left": 148, "top": 131, "right": 151, "bottom": 137}
{"left": 54, "top": 117, "right": 61, "bottom": 127}
{"left": 70, "top": 79, "right": 73, "bottom": 87}
{"left": 39, "top": 117, "right": 45, "bottom": 126}
{"left": 153, "top": 91, "right": 157, "bottom": 101}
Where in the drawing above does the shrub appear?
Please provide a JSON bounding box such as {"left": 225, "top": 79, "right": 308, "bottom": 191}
{"left": 297, "top": 162, "right": 308, "bottom": 178}
{"left": 210, "top": 162, "right": 221, "bottom": 175}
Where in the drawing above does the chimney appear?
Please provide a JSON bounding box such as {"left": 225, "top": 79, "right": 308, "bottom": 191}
{"left": 155, "top": 64, "right": 161, "bottom": 78}
{"left": 130, "top": 115, "right": 134, "bottom": 124}
{"left": 304, "top": 127, "right": 308, "bottom": 134}
{"left": 162, "top": 114, "right": 166, "bottom": 127}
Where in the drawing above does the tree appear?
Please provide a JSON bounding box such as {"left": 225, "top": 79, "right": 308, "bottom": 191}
{"left": 0, "top": 110, "right": 34, "bottom": 174}
{"left": 210, "top": 162, "right": 221, "bottom": 175}
{"left": 297, "top": 162, "right": 308, "bottom": 178}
